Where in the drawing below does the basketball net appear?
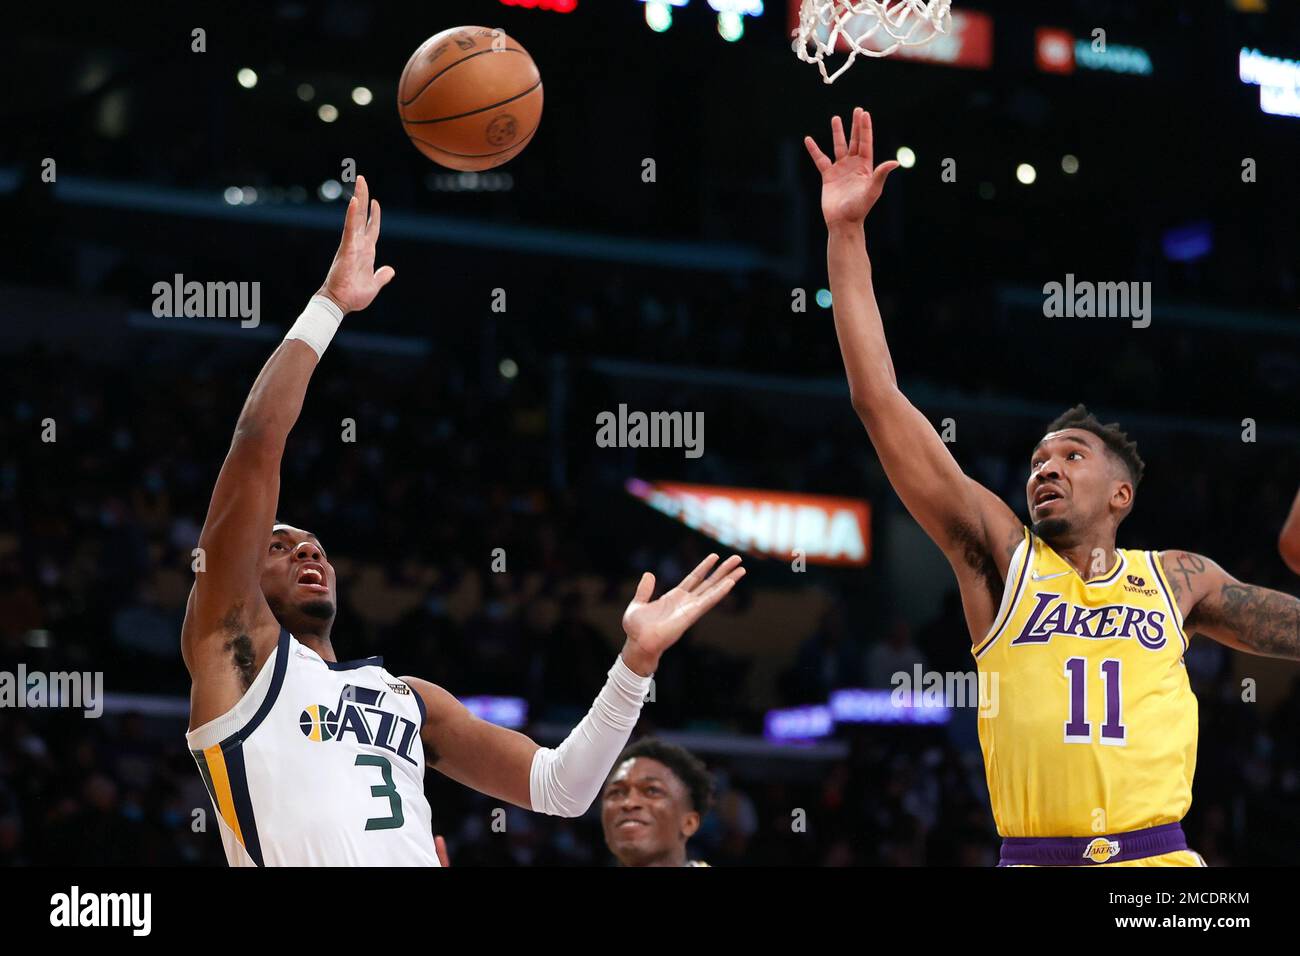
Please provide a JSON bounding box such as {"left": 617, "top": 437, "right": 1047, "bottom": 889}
{"left": 794, "top": 0, "right": 953, "bottom": 84}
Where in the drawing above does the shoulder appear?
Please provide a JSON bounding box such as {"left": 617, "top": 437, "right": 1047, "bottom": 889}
{"left": 398, "top": 675, "right": 468, "bottom": 727}
{"left": 1154, "top": 550, "right": 1233, "bottom": 612}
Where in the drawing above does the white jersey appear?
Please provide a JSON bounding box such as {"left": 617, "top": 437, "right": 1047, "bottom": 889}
{"left": 186, "top": 629, "right": 440, "bottom": 866}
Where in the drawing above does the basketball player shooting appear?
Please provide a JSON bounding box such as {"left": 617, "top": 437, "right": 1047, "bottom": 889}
{"left": 805, "top": 109, "right": 1300, "bottom": 867}
{"left": 181, "top": 176, "right": 746, "bottom": 866}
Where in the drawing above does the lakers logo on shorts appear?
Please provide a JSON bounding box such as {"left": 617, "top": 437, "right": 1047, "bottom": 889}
{"left": 298, "top": 704, "right": 338, "bottom": 742}
{"left": 1083, "top": 838, "right": 1121, "bottom": 863}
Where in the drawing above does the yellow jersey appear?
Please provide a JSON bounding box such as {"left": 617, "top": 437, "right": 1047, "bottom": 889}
{"left": 973, "top": 529, "right": 1197, "bottom": 838}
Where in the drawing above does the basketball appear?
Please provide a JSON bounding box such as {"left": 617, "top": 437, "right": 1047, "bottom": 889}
{"left": 398, "top": 26, "right": 543, "bottom": 172}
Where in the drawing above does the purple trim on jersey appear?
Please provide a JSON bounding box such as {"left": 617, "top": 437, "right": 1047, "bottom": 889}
{"left": 1085, "top": 551, "right": 1125, "bottom": 586}
{"left": 974, "top": 531, "right": 1031, "bottom": 660}
{"left": 1149, "top": 552, "right": 1188, "bottom": 653}
{"left": 997, "top": 822, "right": 1187, "bottom": 866}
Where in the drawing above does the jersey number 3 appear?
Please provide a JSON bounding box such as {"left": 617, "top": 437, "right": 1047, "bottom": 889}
{"left": 355, "top": 755, "right": 405, "bottom": 830}
{"left": 1064, "top": 657, "right": 1127, "bottom": 746}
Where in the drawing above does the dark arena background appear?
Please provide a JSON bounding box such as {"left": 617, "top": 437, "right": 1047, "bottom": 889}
{"left": 2, "top": 0, "right": 1299, "bottom": 891}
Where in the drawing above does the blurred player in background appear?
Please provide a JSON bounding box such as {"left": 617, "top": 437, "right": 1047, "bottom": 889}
{"left": 181, "top": 176, "right": 745, "bottom": 866}
{"left": 805, "top": 108, "right": 1300, "bottom": 867}
{"left": 600, "top": 738, "right": 713, "bottom": 867}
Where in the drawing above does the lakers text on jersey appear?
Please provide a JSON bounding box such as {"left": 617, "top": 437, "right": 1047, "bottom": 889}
{"left": 973, "top": 530, "right": 1198, "bottom": 864}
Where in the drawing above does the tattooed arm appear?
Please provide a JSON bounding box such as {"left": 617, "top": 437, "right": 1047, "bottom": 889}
{"left": 1280, "top": 488, "right": 1300, "bottom": 575}
{"left": 1159, "top": 550, "right": 1300, "bottom": 660}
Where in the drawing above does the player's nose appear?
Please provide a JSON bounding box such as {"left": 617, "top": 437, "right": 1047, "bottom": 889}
{"left": 294, "top": 542, "right": 322, "bottom": 561}
{"left": 1037, "top": 458, "right": 1063, "bottom": 479}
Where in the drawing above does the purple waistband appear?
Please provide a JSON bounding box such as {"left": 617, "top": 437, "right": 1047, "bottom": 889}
{"left": 998, "top": 822, "right": 1187, "bottom": 867}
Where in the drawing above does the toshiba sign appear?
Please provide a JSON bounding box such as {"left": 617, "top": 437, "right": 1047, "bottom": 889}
{"left": 626, "top": 478, "right": 871, "bottom": 566}
{"left": 498, "top": 0, "right": 578, "bottom": 11}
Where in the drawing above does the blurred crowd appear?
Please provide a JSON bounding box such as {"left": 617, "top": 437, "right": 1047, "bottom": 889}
{"left": 2, "top": 312, "right": 1299, "bottom": 865}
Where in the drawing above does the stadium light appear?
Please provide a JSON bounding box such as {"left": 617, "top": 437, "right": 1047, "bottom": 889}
{"left": 1016, "top": 163, "right": 1037, "bottom": 185}
{"left": 642, "top": 0, "right": 680, "bottom": 33}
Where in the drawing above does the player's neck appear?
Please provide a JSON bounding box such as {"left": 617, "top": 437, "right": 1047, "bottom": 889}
{"left": 1046, "top": 535, "right": 1119, "bottom": 580}
{"left": 297, "top": 633, "right": 338, "bottom": 663}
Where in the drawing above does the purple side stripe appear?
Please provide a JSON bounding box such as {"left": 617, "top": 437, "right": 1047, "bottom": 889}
{"left": 998, "top": 822, "right": 1188, "bottom": 866}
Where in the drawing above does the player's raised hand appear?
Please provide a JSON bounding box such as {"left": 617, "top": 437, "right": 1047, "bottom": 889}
{"left": 804, "top": 108, "right": 899, "bottom": 228}
{"left": 316, "top": 174, "right": 396, "bottom": 315}
{"left": 620, "top": 554, "right": 745, "bottom": 675}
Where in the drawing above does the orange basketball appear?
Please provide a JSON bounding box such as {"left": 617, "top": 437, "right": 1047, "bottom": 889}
{"left": 398, "top": 26, "right": 543, "bottom": 172}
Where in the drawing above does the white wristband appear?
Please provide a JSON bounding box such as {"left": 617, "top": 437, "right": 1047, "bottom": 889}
{"left": 285, "top": 295, "right": 344, "bottom": 358}
{"left": 528, "top": 655, "right": 653, "bottom": 818}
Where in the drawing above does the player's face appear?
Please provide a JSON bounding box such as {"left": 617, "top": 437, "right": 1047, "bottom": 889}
{"left": 600, "top": 757, "right": 699, "bottom": 866}
{"left": 260, "top": 526, "right": 336, "bottom": 623}
{"left": 1026, "top": 429, "right": 1126, "bottom": 542}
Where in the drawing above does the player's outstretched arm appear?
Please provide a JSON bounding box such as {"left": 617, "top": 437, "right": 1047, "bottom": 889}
{"left": 1161, "top": 550, "right": 1300, "bottom": 660}
{"left": 804, "top": 110, "right": 1023, "bottom": 592}
{"left": 182, "top": 176, "right": 394, "bottom": 722}
{"left": 404, "top": 554, "right": 745, "bottom": 813}
{"left": 1280, "top": 488, "right": 1300, "bottom": 575}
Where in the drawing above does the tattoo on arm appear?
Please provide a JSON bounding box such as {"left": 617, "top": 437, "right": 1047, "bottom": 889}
{"left": 1192, "top": 582, "right": 1300, "bottom": 661}
{"left": 1166, "top": 552, "right": 1206, "bottom": 603}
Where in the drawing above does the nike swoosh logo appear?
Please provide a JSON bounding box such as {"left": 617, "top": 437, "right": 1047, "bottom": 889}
{"left": 1030, "top": 570, "right": 1071, "bottom": 581}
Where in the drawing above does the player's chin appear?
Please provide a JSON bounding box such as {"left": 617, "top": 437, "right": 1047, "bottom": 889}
{"left": 606, "top": 830, "right": 655, "bottom": 858}
{"left": 299, "top": 597, "right": 336, "bottom": 621}
{"left": 1031, "top": 515, "right": 1072, "bottom": 542}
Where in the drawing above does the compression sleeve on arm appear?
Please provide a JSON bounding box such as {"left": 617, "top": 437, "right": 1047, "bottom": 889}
{"left": 528, "top": 655, "right": 653, "bottom": 818}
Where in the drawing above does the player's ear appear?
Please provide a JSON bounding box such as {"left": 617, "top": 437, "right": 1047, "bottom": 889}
{"left": 681, "top": 811, "right": 701, "bottom": 839}
{"left": 1111, "top": 480, "right": 1133, "bottom": 517}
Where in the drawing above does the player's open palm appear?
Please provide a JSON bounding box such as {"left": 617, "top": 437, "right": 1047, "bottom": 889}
{"left": 316, "top": 174, "right": 396, "bottom": 314}
{"left": 804, "top": 108, "right": 899, "bottom": 227}
{"left": 621, "top": 554, "right": 745, "bottom": 671}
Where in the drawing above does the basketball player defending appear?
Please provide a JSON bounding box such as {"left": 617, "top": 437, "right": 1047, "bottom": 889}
{"left": 181, "top": 176, "right": 746, "bottom": 866}
{"left": 805, "top": 109, "right": 1300, "bottom": 867}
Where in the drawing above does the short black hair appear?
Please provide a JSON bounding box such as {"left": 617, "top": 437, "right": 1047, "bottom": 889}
{"left": 610, "top": 738, "right": 715, "bottom": 815}
{"left": 1042, "top": 404, "right": 1145, "bottom": 488}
